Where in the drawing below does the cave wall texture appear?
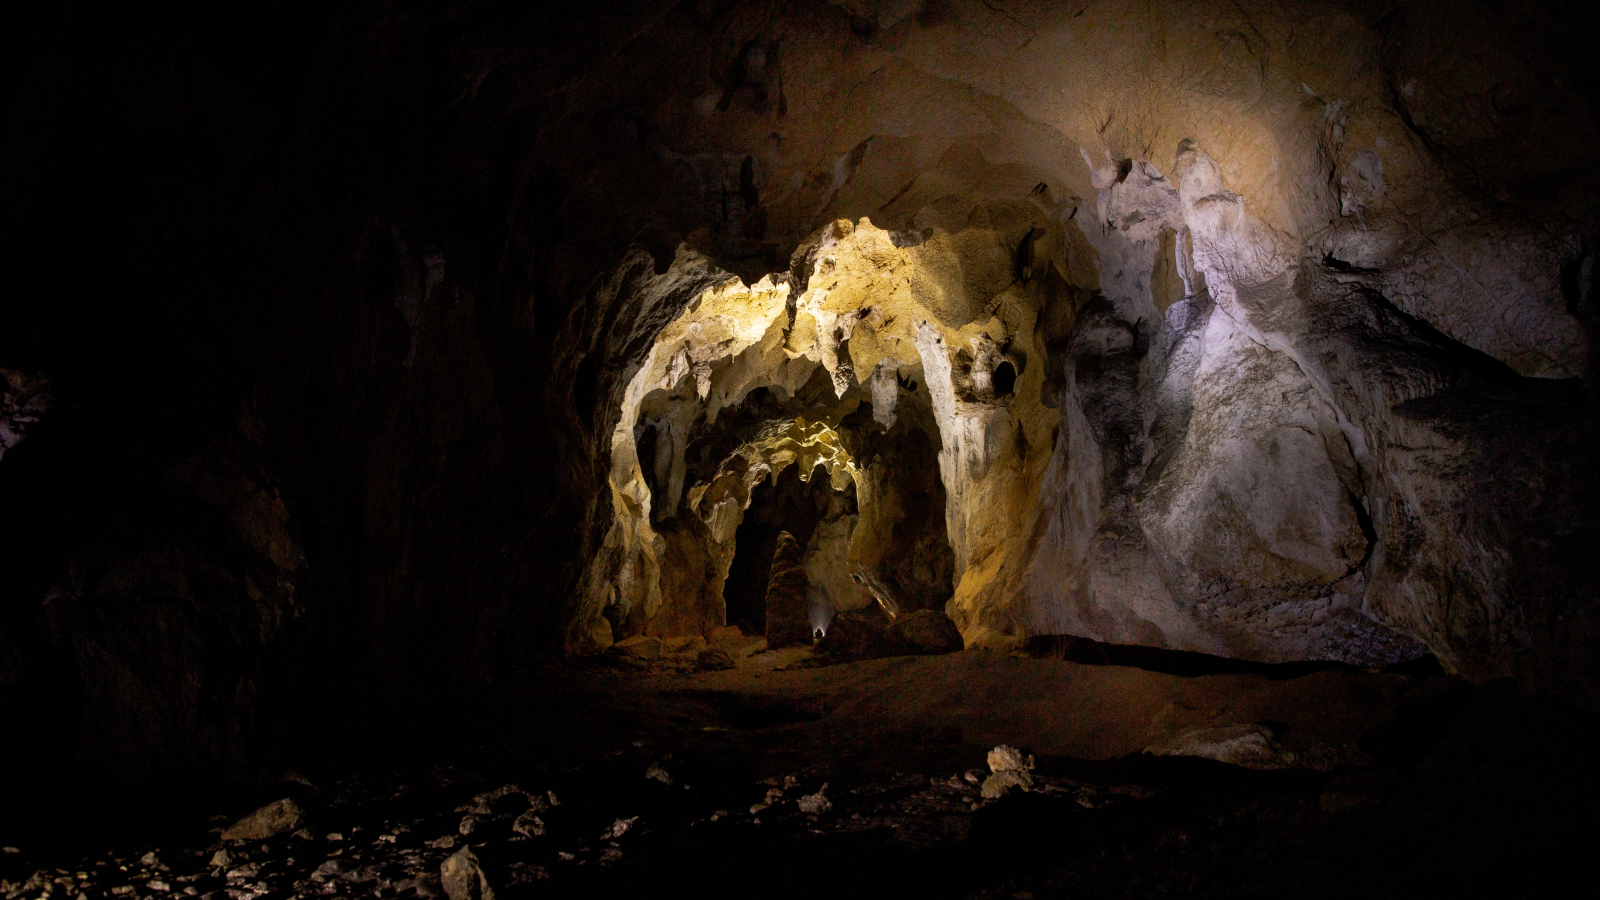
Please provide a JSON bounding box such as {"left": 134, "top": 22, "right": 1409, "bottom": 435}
{"left": 2, "top": 0, "right": 1597, "bottom": 779}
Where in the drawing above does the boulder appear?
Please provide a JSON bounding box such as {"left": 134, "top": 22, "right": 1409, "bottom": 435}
{"left": 797, "top": 784, "right": 832, "bottom": 815}
{"left": 661, "top": 635, "right": 708, "bottom": 655}
{"left": 440, "top": 847, "right": 494, "bottom": 900}
{"left": 980, "top": 745, "right": 1036, "bottom": 799}
{"left": 587, "top": 616, "right": 614, "bottom": 651}
{"left": 890, "top": 610, "right": 964, "bottom": 654}
{"left": 696, "top": 647, "right": 737, "bottom": 671}
{"left": 1143, "top": 724, "right": 1295, "bottom": 770}
{"left": 221, "top": 798, "right": 303, "bottom": 842}
{"left": 818, "top": 612, "right": 912, "bottom": 660}
{"left": 511, "top": 810, "right": 544, "bottom": 837}
{"left": 612, "top": 635, "right": 661, "bottom": 660}
{"left": 764, "top": 532, "right": 813, "bottom": 649}
{"left": 713, "top": 630, "right": 768, "bottom": 658}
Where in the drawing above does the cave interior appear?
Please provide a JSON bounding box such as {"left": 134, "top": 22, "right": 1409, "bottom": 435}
{"left": 3, "top": 1, "right": 1600, "bottom": 897}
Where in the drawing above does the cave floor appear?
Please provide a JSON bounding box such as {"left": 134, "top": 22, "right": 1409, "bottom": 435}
{"left": 4, "top": 651, "right": 1595, "bottom": 899}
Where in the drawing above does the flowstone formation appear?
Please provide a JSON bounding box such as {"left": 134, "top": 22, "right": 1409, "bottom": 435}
{"left": 578, "top": 217, "right": 1044, "bottom": 652}
{"left": 539, "top": 0, "right": 1597, "bottom": 694}
{"left": 577, "top": 145, "right": 1594, "bottom": 685}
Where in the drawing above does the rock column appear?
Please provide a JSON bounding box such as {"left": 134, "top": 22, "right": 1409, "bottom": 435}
{"left": 765, "top": 531, "right": 813, "bottom": 648}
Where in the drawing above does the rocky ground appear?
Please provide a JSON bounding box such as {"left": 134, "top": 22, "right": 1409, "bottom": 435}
{"left": 3, "top": 648, "right": 1595, "bottom": 899}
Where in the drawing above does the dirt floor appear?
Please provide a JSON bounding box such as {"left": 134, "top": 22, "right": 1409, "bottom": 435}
{"left": 3, "top": 647, "right": 1595, "bottom": 899}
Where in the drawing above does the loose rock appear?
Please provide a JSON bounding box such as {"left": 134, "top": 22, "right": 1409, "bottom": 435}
{"left": 797, "top": 784, "right": 832, "bottom": 815}
{"left": 600, "top": 817, "right": 638, "bottom": 839}
{"left": 511, "top": 811, "right": 545, "bottom": 838}
{"left": 981, "top": 745, "right": 1036, "bottom": 798}
{"left": 612, "top": 635, "right": 662, "bottom": 660}
{"left": 440, "top": 847, "right": 494, "bottom": 900}
{"left": 221, "top": 798, "right": 303, "bottom": 842}
{"left": 696, "top": 647, "right": 737, "bottom": 670}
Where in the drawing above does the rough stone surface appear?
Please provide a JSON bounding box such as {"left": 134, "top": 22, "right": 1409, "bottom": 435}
{"left": 981, "top": 745, "right": 1036, "bottom": 799}
{"left": 890, "top": 610, "right": 965, "bottom": 655}
{"left": 0, "top": 369, "right": 51, "bottom": 462}
{"left": 612, "top": 636, "right": 662, "bottom": 660}
{"left": 221, "top": 799, "right": 303, "bottom": 843}
{"left": 764, "top": 532, "right": 813, "bottom": 649}
{"left": 439, "top": 847, "right": 493, "bottom": 900}
{"left": 696, "top": 647, "right": 737, "bottom": 671}
{"left": 818, "top": 612, "right": 912, "bottom": 661}
{"left": 1145, "top": 724, "right": 1298, "bottom": 771}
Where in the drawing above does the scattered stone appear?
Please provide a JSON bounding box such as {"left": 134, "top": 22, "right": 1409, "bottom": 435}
{"left": 506, "top": 862, "right": 549, "bottom": 884}
{"left": 458, "top": 815, "right": 478, "bottom": 835}
{"left": 427, "top": 836, "right": 457, "bottom": 849}
{"left": 439, "top": 847, "right": 494, "bottom": 900}
{"left": 890, "top": 609, "right": 964, "bottom": 654}
{"left": 612, "top": 635, "right": 662, "bottom": 659}
{"left": 148, "top": 879, "right": 171, "bottom": 892}
{"left": 139, "top": 851, "right": 161, "bottom": 868}
{"left": 511, "top": 811, "right": 545, "bottom": 838}
{"left": 221, "top": 799, "right": 303, "bottom": 842}
{"left": 645, "top": 762, "right": 673, "bottom": 785}
{"left": 208, "top": 850, "right": 231, "bottom": 869}
{"left": 466, "top": 784, "right": 523, "bottom": 814}
{"left": 0, "top": 846, "right": 17, "bottom": 854}
{"left": 797, "top": 784, "right": 832, "bottom": 815}
{"left": 292, "top": 829, "right": 313, "bottom": 840}
{"left": 326, "top": 833, "right": 343, "bottom": 841}
{"left": 600, "top": 817, "right": 638, "bottom": 839}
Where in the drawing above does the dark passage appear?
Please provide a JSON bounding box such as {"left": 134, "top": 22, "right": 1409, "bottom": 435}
{"left": 722, "top": 464, "right": 856, "bottom": 635}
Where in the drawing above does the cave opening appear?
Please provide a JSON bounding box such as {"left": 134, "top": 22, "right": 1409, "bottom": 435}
{"left": 992, "top": 360, "right": 1017, "bottom": 397}
{"left": 722, "top": 462, "right": 858, "bottom": 637}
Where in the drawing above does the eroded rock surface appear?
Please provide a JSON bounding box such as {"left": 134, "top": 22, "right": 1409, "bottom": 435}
{"left": 763, "top": 531, "right": 813, "bottom": 649}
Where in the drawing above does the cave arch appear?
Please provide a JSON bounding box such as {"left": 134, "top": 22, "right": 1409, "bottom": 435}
{"left": 722, "top": 462, "right": 859, "bottom": 637}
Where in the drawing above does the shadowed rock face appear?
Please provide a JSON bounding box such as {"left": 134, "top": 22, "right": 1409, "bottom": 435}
{"left": 2, "top": 0, "right": 1597, "bottom": 776}
{"left": 764, "top": 531, "right": 813, "bottom": 649}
